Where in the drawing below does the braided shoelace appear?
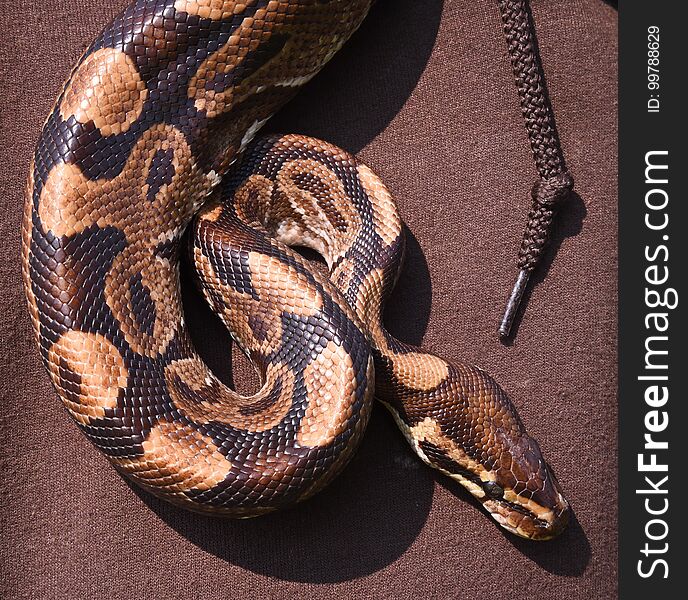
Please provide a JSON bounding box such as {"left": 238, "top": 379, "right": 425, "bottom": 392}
{"left": 496, "top": 0, "right": 575, "bottom": 338}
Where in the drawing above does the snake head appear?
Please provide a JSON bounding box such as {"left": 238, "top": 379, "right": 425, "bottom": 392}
{"left": 395, "top": 363, "right": 570, "bottom": 541}
{"left": 477, "top": 432, "right": 570, "bottom": 541}
{"left": 440, "top": 366, "right": 571, "bottom": 541}
{"left": 416, "top": 424, "right": 570, "bottom": 541}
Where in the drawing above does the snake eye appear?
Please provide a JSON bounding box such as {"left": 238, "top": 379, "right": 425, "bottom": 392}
{"left": 483, "top": 481, "right": 504, "bottom": 499}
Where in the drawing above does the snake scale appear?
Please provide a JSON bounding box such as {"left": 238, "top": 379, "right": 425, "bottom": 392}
{"left": 22, "top": 0, "right": 569, "bottom": 540}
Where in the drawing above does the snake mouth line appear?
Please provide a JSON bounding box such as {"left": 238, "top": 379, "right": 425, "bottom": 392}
{"left": 485, "top": 493, "right": 570, "bottom": 541}
{"left": 492, "top": 498, "right": 550, "bottom": 528}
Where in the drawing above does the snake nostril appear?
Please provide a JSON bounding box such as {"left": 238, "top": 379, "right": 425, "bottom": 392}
{"left": 483, "top": 481, "right": 504, "bottom": 499}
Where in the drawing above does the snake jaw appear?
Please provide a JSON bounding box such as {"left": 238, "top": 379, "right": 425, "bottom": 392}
{"left": 482, "top": 484, "right": 570, "bottom": 541}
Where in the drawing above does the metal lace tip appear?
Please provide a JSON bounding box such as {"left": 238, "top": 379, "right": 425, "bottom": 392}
{"left": 498, "top": 269, "right": 531, "bottom": 338}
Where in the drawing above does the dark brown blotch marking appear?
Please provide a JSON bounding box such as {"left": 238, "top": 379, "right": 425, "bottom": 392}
{"left": 55, "top": 355, "right": 84, "bottom": 407}
{"left": 247, "top": 313, "right": 269, "bottom": 342}
{"left": 129, "top": 273, "right": 157, "bottom": 336}
{"left": 211, "top": 32, "right": 290, "bottom": 93}
{"left": 146, "top": 148, "right": 177, "bottom": 201}
{"left": 293, "top": 170, "right": 348, "bottom": 232}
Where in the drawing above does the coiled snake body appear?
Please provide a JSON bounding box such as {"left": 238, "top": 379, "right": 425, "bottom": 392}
{"left": 22, "top": 0, "right": 569, "bottom": 540}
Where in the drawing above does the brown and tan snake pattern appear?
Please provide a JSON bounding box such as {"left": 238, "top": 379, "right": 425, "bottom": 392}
{"left": 22, "top": 0, "right": 569, "bottom": 540}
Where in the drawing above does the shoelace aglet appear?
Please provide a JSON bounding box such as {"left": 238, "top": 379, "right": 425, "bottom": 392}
{"left": 498, "top": 269, "right": 530, "bottom": 338}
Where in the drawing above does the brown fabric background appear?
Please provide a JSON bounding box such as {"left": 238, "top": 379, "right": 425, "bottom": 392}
{"left": 0, "top": 1, "right": 617, "bottom": 598}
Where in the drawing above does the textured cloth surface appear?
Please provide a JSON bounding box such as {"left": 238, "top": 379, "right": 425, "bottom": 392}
{"left": 0, "top": 1, "right": 617, "bottom": 598}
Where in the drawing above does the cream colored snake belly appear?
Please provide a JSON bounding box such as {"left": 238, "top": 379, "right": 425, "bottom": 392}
{"left": 22, "top": 0, "right": 569, "bottom": 540}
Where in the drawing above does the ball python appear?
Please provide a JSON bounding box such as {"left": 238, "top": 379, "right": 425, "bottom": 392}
{"left": 22, "top": 0, "right": 569, "bottom": 540}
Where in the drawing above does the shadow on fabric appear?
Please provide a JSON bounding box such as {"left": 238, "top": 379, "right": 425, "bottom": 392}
{"left": 437, "top": 474, "right": 592, "bottom": 577}
{"left": 265, "top": 0, "right": 446, "bottom": 153}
